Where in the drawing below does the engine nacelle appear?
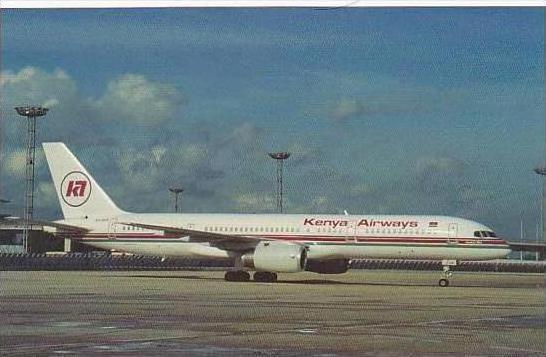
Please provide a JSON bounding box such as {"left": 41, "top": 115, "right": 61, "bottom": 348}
{"left": 305, "top": 259, "right": 350, "bottom": 274}
{"left": 242, "top": 241, "right": 307, "bottom": 273}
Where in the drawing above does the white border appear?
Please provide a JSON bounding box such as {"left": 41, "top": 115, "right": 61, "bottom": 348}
{"left": 2, "top": 1, "right": 545, "bottom": 9}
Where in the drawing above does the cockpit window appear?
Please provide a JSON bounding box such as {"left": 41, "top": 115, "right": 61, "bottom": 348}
{"left": 475, "top": 230, "right": 497, "bottom": 238}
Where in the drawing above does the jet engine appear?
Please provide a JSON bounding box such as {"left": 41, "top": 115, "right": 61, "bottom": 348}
{"left": 305, "top": 259, "right": 350, "bottom": 274}
{"left": 242, "top": 241, "right": 307, "bottom": 273}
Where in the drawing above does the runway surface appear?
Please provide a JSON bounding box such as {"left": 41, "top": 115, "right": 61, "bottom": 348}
{"left": 0, "top": 270, "right": 544, "bottom": 356}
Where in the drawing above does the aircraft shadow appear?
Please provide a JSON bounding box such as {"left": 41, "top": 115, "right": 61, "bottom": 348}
{"left": 101, "top": 275, "right": 435, "bottom": 287}
{"left": 98, "top": 274, "right": 225, "bottom": 281}
{"left": 99, "top": 274, "right": 542, "bottom": 289}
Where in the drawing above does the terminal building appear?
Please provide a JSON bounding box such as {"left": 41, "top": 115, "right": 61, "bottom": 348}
{"left": 0, "top": 223, "right": 63, "bottom": 253}
{"left": 0, "top": 223, "right": 101, "bottom": 254}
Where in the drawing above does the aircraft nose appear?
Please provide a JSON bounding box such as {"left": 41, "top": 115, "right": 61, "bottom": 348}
{"left": 484, "top": 235, "right": 509, "bottom": 245}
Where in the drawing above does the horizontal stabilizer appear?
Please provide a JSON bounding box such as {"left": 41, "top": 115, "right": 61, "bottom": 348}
{"left": 0, "top": 216, "right": 90, "bottom": 233}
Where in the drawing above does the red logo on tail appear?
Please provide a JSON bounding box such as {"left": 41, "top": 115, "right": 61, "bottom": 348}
{"left": 66, "top": 180, "right": 87, "bottom": 197}
{"left": 61, "top": 171, "right": 92, "bottom": 207}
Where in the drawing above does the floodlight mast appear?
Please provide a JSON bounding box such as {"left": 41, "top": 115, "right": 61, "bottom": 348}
{"left": 268, "top": 152, "right": 290, "bottom": 213}
{"left": 169, "top": 187, "right": 184, "bottom": 213}
{"left": 14, "top": 106, "right": 48, "bottom": 253}
{"left": 534, "top": 166, "right": 546, "bottom": 260}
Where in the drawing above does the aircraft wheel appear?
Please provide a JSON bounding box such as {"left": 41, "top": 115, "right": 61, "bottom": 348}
{"left": 438, "top": 278, "right": 449, "bottom": 287}
{"left": 225, "top": 270, "right": 250, "bottom": 282}
{"left": 254, "top": 272, "right": 278, "bottom": 283}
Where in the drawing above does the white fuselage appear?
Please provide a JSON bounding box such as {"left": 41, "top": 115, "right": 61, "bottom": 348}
{"left": 59, "top": 213, "right": 510, "bottom": 261}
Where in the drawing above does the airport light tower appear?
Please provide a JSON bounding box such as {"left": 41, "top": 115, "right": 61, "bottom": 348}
{"left": 534, "top": 167, "right": 546, "bottom": 253}
{"left": 14, "top": 106, "right": 49, "bottom": 252}
{"left": 268, "top": 152, "right": 290, "bottom": 213}
{"left": 169, "top": 187, "right": 184, "bottom": 213}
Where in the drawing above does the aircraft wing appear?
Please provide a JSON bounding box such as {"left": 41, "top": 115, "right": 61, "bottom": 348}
{"left": 121, "top": 221, "right": 264, "bottom": 251}
{"left": 0, "top": 217, "right": 89, "bottom": 233}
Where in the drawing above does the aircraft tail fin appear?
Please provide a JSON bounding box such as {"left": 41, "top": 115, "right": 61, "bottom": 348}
{"left": 42, "top": 142, "right": 125, "bottom": 220}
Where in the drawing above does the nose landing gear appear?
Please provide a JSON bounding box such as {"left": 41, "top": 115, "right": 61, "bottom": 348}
{"left": 439, "top": 260, "right": 456, "bottom": 287}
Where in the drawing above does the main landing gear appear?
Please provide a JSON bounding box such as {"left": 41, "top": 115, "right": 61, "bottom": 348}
{"left": 253, "top": 271, "right": 278, "bottom": 283}
{"left": 224, "top": 270, "right": 250, "bottom": 282}
{"left": 223, "top": 271, "right": 278, "bottom": 283}
{"left": 439, "top": 260, "right": 457, "bottom": 287}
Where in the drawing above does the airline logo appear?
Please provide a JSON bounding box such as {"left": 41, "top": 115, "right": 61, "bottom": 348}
{"left": 61, "top": 171, "right": 91, "bottom": 207}
{"left": 358, "top": 219, "right": 418, "bottom": 229}
{"left": 303, "top": 218, "right": 418, "bottom": 229}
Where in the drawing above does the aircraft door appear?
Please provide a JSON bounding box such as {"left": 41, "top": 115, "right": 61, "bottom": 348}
{"left": 108, "top": 218, "right": 118, "bottom": 240}
{"left": 344, "top": 220, "right": 357, "bottom": 243}
{"left": 183, "top": 223, "right": 194, "bottom": 241}
{"left": 448, "top": 223, "right": 458, "bottom": 244}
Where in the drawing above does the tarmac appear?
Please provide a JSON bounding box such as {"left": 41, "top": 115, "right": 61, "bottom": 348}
{"left": 0, "top": 270, "right": 544, "bottom": 356}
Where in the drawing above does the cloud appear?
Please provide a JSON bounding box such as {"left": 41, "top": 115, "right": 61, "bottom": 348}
{"left": 0, "top": 65, "right": 541, "bottom": 242}
{"left": 36, "top": 181, "right": 56, "bottom": 206}
{"left": 1, "top": 68, "right": 185, "bottom": 137}
{"left": 329, "top": 92, "right": 428, "bottom": 122}
{"left": 331, "top": 98, "right": 365, "bottom": 121}
{"left": 231, "top": 192, "right": 275, "bottom": 213}
{"left": 3, "top": 148, "right": 47, "bottom": 177}
{"left": 4, "top": 149, "right": 27, "bottom": 176}
{"left": 97, "top": 74, "right": 184, "bottom": 124}
{"left": 1, "top": 67, "right": 77, "bottom": 109}
{"left": 0, "top": 67, "right": 190, "bottom": 215}
{"left": 406, "top": 157, "right": 492, "bottom": 216}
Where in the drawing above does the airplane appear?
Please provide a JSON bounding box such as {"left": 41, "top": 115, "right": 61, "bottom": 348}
{"left": 36, "top": 142, "right": 510, "bottom": 287}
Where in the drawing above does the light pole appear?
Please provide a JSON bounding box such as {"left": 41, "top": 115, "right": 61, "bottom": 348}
{"left": 268, "top": 152, "right": 290, "bottom": 213}
{"left": 14, "top": 106, "right": 48, "bottom": 252}
{"left": 169, "top": 187, "right": 184, "bottom": 213}
{"left": 533, "top": 166, "right": 545, "bottom": 261}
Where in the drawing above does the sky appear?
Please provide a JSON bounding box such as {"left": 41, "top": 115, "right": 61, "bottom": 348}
{"left": 0, "top": 8, "right": 544, "bottom": 241}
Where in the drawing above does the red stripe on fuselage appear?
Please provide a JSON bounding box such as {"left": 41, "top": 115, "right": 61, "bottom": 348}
{"left": 70, "top": 233, "right": 507, "bottom": 246}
